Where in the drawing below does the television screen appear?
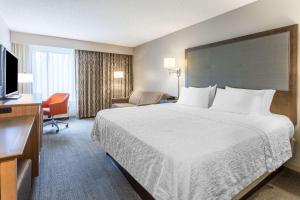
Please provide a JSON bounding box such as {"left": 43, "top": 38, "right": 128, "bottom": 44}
{"left": 5, "top": 50, "right": 18, "bottom": 96}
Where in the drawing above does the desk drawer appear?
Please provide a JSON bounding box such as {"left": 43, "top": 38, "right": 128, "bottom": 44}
{"left": 0, "top": 105, "right": 39, "bottom": 119}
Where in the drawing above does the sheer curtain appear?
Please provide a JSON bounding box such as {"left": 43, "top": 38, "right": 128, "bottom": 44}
{"left": 31, "top": 45, "right": 76, "bottom": 116}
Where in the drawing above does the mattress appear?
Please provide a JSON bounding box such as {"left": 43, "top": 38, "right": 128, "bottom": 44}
{"left": 91, "top": 103, "right": 294, "bottom": 200}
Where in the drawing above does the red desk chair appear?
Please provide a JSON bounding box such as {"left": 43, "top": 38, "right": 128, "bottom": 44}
{"left": 42, "top": 93, "right": 70, "bottom": 132}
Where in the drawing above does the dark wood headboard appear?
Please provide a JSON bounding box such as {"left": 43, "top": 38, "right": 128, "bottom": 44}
{"left": 185, "top": 25, "right": 298, "bottom": 124}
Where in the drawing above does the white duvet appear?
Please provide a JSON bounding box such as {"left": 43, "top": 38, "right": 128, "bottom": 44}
{"left": 91, "top": 104, "right": 294, "bottom": 200}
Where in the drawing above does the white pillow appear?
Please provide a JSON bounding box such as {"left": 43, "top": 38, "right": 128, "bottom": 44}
{"left": 190, "top": 85, "right": 217, "bottom": 107}
{"left": 225, "top": 86, "right": 275, "bottom": 115}
{"left": 177, "top": 87, "right": 210, "bottom": 108}
{"left": 210, "top": 88, "right": 263, "bottom": 114}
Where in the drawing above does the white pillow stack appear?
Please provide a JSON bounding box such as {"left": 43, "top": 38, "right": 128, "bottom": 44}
{"left": 225, "top": 86, "right": 275, "bottom": 115}
{"left": 210, "top": 86, "right": 275, "bottom": 115}
{"left": 176, "top": 85, "right": 275, "bottom": 114}
{"left": 177, "top": 87, "right": 211, "bottom": 108}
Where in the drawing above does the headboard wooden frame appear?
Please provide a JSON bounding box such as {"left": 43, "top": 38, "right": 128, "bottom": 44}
{"left": 185, "top": 24, "right": 298, "bottom": 124}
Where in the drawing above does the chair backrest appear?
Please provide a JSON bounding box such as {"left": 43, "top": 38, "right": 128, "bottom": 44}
{"left": 48, "top": 93, "right": 69, "bottom": 105}
{"left": 129, "top": 91, "right": 163, "bottom": 106}
{"left": 43, "top": 93, "right": 70, "bottom": 116}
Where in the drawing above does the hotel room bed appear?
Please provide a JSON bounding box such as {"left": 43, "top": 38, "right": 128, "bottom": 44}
{"left": 91, "top": 103, "right": 294, "bottom": 200}
{"left": 92, "top": 24, "right": 297, "bottom": 200}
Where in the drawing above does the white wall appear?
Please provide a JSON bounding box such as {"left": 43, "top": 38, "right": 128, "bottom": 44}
{"left": 11, "top": 31, "right": 133, "bottom": 55}
{"left": 134, "top": 0, "right": 300, "bottom": 95}
{"left": 0, "top": 16, "right": 11, "bottom": 50}
{"left": 133, "top": 0, "right": 300, "bottom": 170}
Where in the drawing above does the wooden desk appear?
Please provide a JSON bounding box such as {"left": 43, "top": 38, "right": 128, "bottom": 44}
{"left": 0, "top": 94, "right": 42, "bottom": 200}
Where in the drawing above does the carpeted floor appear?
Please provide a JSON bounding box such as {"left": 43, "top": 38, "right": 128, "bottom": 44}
{"left": 31, "top": 118, "right": 300, "bottom": 200}
{"left": 31, "top": 118, "right": 141, "bottom": 200}
{"left": 248, "top": 169, "right": 300, "bottom": 200}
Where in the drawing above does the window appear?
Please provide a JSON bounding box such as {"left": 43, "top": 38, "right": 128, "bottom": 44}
{"left": 30, "top": 45, "right": 76, "bottom": 115}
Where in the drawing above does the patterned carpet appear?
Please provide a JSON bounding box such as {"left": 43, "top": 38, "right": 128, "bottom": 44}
{"left": 31, "top": 118, "right": 300, "bottom": 200}
{"left": 31, "top": 118, "right": 141, "bottom": 200}
{"left": 248, "top": 169, "right": 300, "bottom": 200}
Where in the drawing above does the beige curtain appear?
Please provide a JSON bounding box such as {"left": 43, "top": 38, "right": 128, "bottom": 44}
{"left": 11, "top": 43, "right": 32, "bottom": 94}
{"left": 112, "top": 54, "right": 133, "bottom": 98}
{"left": 76, "top": 50, "right": 133, "bottom": 118}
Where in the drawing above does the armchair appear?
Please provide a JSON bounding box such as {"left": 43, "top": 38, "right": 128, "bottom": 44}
{"left": 42, "top": 93, "right": 70, "bottom": 132}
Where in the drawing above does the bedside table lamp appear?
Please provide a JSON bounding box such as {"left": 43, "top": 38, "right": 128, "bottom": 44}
{"left": 164, "top": 58, "right": 180, "bottom": 97}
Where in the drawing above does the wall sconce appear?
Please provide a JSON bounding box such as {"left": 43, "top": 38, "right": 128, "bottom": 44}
{"left": 164, "top": 58, "right": 180, "bottom": 97}
{"left": 113, "top": 71, "right": 124, "bottom": 79}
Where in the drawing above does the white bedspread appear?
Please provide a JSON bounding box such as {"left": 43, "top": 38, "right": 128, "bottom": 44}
{"left": 91, "top": 104, "right": 294, "bottom": 200}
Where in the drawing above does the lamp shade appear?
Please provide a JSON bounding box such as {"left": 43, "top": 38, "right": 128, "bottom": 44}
{"left": 18, "top": 73, "right": 33, "bottom": 83}
{"left": 164, "top": 58, "right": 176, "bottom": 69}
{"left": 114, "top": 71, "right": 124, "bottom": 78}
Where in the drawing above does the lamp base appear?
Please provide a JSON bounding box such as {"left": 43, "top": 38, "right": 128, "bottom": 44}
{"left": 0, "top": 94, "right": 22, "bottom": 100}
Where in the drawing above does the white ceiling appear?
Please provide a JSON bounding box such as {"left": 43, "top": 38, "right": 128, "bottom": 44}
{"left": 0, "top": 0, "right": 257, "bottom": 47}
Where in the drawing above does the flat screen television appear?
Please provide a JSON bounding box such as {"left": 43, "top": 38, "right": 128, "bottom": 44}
{"left": 5, "top": 50, "right": 18, "bottom": 97}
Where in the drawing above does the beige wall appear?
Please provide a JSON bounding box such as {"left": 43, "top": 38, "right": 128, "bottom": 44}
{"left": 0, "top": 16, "right": 10, "bottom": 50}
{"left": 133, "top": 0, "right": 300, "bottom": 169}
{"left": 11, "top": 31, "right": 133, "bottom": 55}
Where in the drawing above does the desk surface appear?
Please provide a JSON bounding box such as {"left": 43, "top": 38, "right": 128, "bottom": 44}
{"left": 0, "top": 116, "right": 35, "bottom": 159}
{"left": 0, "top": 94, "right": 42, "bottom": 107}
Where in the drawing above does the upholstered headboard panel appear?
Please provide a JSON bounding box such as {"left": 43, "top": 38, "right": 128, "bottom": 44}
{"left": 185, "top": 25, "right": 298, "bottom": 124}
